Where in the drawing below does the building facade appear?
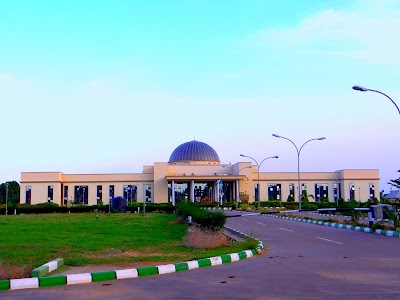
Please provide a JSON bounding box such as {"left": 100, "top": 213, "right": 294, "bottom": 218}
{"left": 20, "top": 140, "right": 380, "bottom": 206}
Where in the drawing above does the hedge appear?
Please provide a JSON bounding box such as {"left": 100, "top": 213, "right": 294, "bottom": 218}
{"left": 176, "top": 202, "right": 226, "bottom": 231}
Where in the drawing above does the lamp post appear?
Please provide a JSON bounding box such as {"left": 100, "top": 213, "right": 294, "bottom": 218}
{"left": 272, "top": 134, "right": 326, "bottom": 211}
{"left": 5, "top": 183, "right": 8, "bottom": 216}
{"left": 352, "top": 85, "right": 400, "bottom": 115}
{"left": 239, "top": 154, "right": 279, "bottom": 212}
{"left": 236, "top": 166, "right": 252, "bottom": 210}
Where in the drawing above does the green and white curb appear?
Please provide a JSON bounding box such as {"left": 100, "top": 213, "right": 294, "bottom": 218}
{"left": 263, "top": 214, "right": 400, "bottom": 238}
{"left": 0, "top": 227, "right": 263, "bottom": 291}
{"left": 31, "top": 258, "right": 64, "bottom": 278}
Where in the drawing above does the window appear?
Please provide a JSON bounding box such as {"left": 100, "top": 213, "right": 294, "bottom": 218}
{"left": 74, "top": 185, "right": 88, "bottom": 205}
{"left": 47, "top": 185, "right": 54, "bottom": 202}
{"left": 369, "top": 183, "right": 375, "bottom": 199}
{"left": 64, "top": 186, "right": 69, "bottom": 205}
{"left": 146, "top": 184, "right": 152, "bottom": 202}
{"left": 109, "top": 185, "right": 114, "bottom": 200}
{"left": 314, "top": 183, "right": 328, "bottom": 201}
{"left": 268, "top": 184, "right": 281, "bottom": 200}
{"left": 97, "top": 185, "right": 102, "bottom": 204}
{"left": 123, "top": 185, "right": 137, "bottom": 204}
{"left": 254, "top": 183, "right": 259, "bottom": 201}
{"left": 25, "top": 186, "right": 32, "bottom": 204}
{"left": 333, "top": 183, "right": 341, "bottom": 201}
{"left": 349, "top": 183, "right": 355, "bottom": 200}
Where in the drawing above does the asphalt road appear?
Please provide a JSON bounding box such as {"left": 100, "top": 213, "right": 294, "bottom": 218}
{"left": 2, "top": 214, "right": 400, "bottom": 300}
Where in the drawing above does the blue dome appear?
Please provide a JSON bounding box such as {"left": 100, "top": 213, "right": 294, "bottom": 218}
{"left": 169, "top": 140, "right": 220, "bottom": 163}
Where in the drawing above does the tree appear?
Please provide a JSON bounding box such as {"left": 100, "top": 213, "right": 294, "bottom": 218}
{"left": 0, "top": 181, "right": 20, "bottom": 205}
{"left": 388, "top": 170, "right": 400, "bottom": 189}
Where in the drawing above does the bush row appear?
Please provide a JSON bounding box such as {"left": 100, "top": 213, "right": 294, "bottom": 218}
{"left": 176, "top": 202, "right": 226, "bottom": 231}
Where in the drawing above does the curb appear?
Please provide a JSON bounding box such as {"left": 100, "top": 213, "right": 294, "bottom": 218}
{"left": 31, "top": 258, "right": 64, "bottom": 278}
{"left": 308, "top": 212, "right": 391, "bottom": 222}
{"left": 0, "top": 227, "right": 264, "bottom": 291}
{"left": 263, "top": 214, "right": 400, "bottom": 238}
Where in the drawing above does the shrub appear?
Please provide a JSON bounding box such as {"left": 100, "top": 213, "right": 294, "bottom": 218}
{"left": 176, "top": 202, "right": 226, "bottom": 231}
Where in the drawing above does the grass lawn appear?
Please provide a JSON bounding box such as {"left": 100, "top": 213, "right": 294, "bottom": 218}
{"left": 0, "top": 213, "right": 256, "bottom": 271}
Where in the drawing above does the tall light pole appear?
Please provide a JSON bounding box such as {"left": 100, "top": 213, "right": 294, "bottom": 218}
{"left": 5, "top": 183, "right": 8, "bottom": 216}
{"left": 239, "top": 154, "right": 279, "bottom": 212}
{"left": 272, "top": 134, "right": 326, "bottom": 211}
{"left": 352, "top": 85, "right": 400, "bottom": 115}
{"left": 236, "top": 165, "right": 252, "bottom": 210}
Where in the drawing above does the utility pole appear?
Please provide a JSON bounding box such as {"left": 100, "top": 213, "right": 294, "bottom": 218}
{"left": 5, "top": 183, "right": 8, "bottom": 216}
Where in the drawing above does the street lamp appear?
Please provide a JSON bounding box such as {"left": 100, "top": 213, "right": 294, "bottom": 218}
{"left": 272, "top": 134, "right": 326, "bottom": 211}
{"left": 236, "top": 166, "right": 252, "bottom": 210}
{"left": 5, "top": 183, "right": 8, "bottom": 216}
{"left": 239, "top": 154, "right": 279, "bottom": 212}
{"left": 352, "top": 85, "right": 400, "bottom": 115}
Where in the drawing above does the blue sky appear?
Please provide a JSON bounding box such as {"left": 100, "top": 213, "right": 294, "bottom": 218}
{"left": 1, "top": 0, "right": 399, "bottom": 194}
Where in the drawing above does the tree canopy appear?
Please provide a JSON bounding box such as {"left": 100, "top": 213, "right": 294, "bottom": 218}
{"left": 388, "top": 170, "right": 400, "bottom": 189}
{"left": 0, "top": 181, "right": 20, "bottom": 205}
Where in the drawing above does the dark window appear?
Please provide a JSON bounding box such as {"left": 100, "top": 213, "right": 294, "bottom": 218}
{"left": 146, "top": 184, "right": 152, "bottom": 202}
{"left": 48, "top": 185, "right": 54, "bottom": 202}
{"left": 97, "top": 185, "right": 102, "bottom": 204}
{"left": 314, "top": 184, "right": 328, "bottom": 201}
{"left": 74, "top": 185, "right": 88, "bottom": 205}
{"left": 349, "top": 183, "right": 355, "bottom": 200}
{"left": 64, "top": 186, "right": 69, "bottom": 205}
{"left": 254, "top": 183, "right": 259, "bottom": 201}
{"left": 26, "top": 186, "right": 32, "bottom": 205}
{"left": 268, "top": 184, "right": 281, "bottom": 200}
{"left": 123, "top": 185, "right": 137, "bottom": 204}
{"left": 109, "top": 185, "right": 114, "bottom": 200}
{"left": 369, "top": 183, "right": 375, "bottom": 199}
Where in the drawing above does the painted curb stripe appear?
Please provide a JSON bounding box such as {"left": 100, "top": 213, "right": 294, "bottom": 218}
{"left": 137, "top": 266, "right": 158, "bottom": 277}
{"left": 229, "top": 253, "right": 240, "bottom": 262}
{"left": 115, "top": 268, "right": 138, "bottom": 279}
{"left": 198, "top": 258, "right": 212, "bottom": 268}
{"left": 210, "top": 257, "right": 223, "bottom": 266}
{"left": 238, "top": 251, "right": 247, "bottom": 260}
{"left": 174, "top": 262, "right": 189, "bottom": 272}
{"left": 91, "top": 271, "right": 116, "bottom": 282}
{"left": 157, "top": 264, "right": 176, "bottom": 275}
{"left": 10, "top": 278, "right": 39, "bottom": 290}
{"left": 221, "top": 254, "right": 232, "bottom": 264}
{"left": 67, "top": 273, "right": 92, "bottom": 285}
{"left": 0, "top": 280, "right": 10, "bottom": 291}
{"left": 43, "top": 261, "right": 58, "bottom": 273}
{"left": 39, "top": 275, "right": 67, "bottom": 287}
{"left": 187, "top": 260, "right": 200, "bottom": 270}
{"left": 31, "top": 266, "right": 49, "bottom": 278}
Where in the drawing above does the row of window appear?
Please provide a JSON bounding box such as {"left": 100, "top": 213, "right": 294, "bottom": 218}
{"left": 254, "top": 182, "right": 375, "bottom": 201}
{"left": 24, "top": 184, "right": 152, "bottom": 205}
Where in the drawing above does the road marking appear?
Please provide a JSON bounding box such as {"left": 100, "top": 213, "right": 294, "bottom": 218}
{"left": 316, "top": 237, "right": 342, "bottom": 245}
{"left": 242, "top": 219, "right": 248, "bottom": 222}
{"left": 278, "top": 228, "right": 293, "bottom": 232}
{"left": 257, "top": 222, "right": 266, "bottom": 226}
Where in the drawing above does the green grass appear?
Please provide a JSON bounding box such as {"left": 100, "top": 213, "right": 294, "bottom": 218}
{"left": 0, "top": 213, "right": 256, "bottom": 269}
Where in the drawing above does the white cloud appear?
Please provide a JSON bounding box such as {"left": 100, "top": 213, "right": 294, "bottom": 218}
{"left": 252, "top": 2, "right": 400, "bottom": 65}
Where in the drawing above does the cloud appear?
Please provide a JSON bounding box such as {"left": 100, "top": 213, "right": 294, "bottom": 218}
{"left": 251, "top": 1, "right": 400, "bottom": 65}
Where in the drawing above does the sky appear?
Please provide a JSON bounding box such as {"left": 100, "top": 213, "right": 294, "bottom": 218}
{"left": 0, "top": 0, "right": 399, "bottom": 194}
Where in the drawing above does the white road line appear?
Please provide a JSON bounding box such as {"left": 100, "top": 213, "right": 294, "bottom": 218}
{"left": 316, "top": 237, "right": 342, "bottom": 245}
{"left": 242, "top": 219, "right": 248, "bottom": 222}
{"left": 278, "top": 228, "right": 293, "bottom": 232}
{"left": 257, "top": 222, "right": 266, "bottom": 226}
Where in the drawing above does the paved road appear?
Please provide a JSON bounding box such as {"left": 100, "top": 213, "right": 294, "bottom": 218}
{"left": 2, "top": 214, "right": 400, "bottom": 299}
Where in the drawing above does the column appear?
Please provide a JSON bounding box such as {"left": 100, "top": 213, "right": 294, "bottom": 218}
{"left": 171, "top": 181, "right": 175, "bottom": 206}
{"left": 236, "top": 179, "right": 239, "bottom": 200}
{"left": 190, "top": 180, "right": 195, "bottom": 202}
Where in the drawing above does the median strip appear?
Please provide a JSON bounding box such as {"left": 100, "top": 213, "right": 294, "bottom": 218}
{"left": 1, "top": 225, "right": 264, "bottom": 291}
